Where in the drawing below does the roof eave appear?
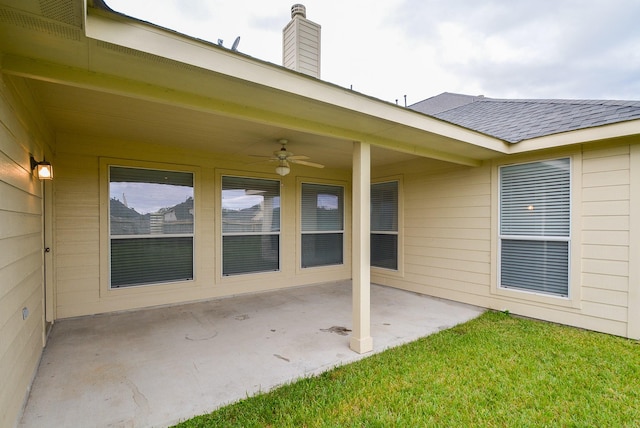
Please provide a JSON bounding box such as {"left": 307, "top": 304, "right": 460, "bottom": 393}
{"left": 83, "top": 4, "right": 507, "bottom": 160}
{"left": 509, "top": 119, "right": 640, "bottom": 154}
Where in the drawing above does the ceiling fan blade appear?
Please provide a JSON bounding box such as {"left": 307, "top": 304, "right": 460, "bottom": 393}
{"left": 286, "top": 155, "right": 310, "bottom": 160}
{"left": 246, "top": 155, "right": 277, "bottom": 164}
{"left": 289, "top": 159, "right": 325, "bottom": 168}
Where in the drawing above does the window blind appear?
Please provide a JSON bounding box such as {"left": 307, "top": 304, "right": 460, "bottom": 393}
{"left": 501, "top": 240, "right": 569, "bottom": 296}
{"left": 301, "top": 183, "right": 344, "bottom": 268}
{"left": 499, "top": 159, "right": 570, "bottom": 297}
{"left": 500, "top": 159, "right": 570, "bottom": 237}
{"left": 371, "top": 181, "right": 398, "bottom": 270}
{"left": 111, "top": 237, "right": 193, "bottom": 287}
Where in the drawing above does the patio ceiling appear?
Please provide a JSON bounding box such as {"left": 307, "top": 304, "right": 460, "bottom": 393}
{"left": 0, "top": 0, "right": 509, "bottom": 169}
{"left": 21, "top": 78, "right": 425, "bottom": 170}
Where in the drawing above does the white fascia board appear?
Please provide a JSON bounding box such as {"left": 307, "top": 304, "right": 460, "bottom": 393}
{"left": 509, "top": 119, "right": 640, "bottom": 154}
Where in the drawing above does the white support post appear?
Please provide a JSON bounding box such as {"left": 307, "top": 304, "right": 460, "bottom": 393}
{"left": 350, "top": 141, "right": 373, "bottom": 354}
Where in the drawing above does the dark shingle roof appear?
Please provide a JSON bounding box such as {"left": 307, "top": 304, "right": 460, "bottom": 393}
{"left": 409, "top": 92, "right": 640, "bottom": 143}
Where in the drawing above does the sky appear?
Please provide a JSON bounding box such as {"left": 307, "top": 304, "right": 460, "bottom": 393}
{"left": 105, "top": 0, "right": 640, "bottom": 104}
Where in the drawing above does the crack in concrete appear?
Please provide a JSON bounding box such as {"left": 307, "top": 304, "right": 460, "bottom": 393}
{"left": 273, "top": 354, "right": 290, "bottom": 362}
{"left": 185, "top": 331, "right": 218, "bottom": 341}
{"left": 124, "top": 378, "right": 149, "bottom": 425}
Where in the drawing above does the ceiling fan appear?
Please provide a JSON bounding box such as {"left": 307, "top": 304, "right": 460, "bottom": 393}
{"left": 266, "top": 139, "right": 324, "bottom": 176}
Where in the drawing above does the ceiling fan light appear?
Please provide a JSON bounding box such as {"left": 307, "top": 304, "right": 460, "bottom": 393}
{"left": 276, "top": 164, "right": 291, "bottom": 177}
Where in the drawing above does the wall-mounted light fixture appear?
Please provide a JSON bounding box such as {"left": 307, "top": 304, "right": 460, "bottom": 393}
{"left": 30, "top": 155, "right": 53, "bottom": 180}
{"left": 275, "top": 159, "right": 290, "bottom": 176}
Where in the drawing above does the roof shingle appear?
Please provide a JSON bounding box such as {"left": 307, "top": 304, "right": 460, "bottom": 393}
{"left": 409, "top": 92, "right": 640, "bottom": 143}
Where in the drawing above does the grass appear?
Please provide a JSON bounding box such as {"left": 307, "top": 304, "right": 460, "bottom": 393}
{"left": 173, "top": 311, "right": 640, "bottom": 427}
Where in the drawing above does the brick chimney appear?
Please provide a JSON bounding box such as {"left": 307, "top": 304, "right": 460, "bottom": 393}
{"left": 282, "top": 4, "right": 321, "bottom": 78}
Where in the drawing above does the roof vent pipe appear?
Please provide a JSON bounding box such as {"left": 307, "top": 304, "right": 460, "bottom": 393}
{"left": 291, "top": 4, "right": 306, "bottom": 18}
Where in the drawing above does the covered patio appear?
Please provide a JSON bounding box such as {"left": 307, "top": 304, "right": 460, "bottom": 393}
{"left": 19, "top": 282, "right": 483, "bottom": 427}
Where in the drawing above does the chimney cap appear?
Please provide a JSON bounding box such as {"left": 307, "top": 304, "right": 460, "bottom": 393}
{"left": 291, "top": 4, "right": 306, "bottom": 19}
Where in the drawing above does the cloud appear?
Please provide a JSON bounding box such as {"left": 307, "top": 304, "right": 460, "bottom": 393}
{"left": 174, "top": 0, "right": 213, "bottom": 22}
{"left": 390, "top": 0, "right": 640, "bottom": 98}
{"left": 104, "top": 0, "right": 640, "bottom": 101}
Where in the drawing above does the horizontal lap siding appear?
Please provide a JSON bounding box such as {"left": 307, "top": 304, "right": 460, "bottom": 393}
{"left": 54, "top": 154, "right": 101, "bottom": 317}
{"left": 387, "top": 162, "right": 492, "bottom": 300}
{"left": 377, "top": 146, "right": 636, "bottom": 338}
{"left": 53, "top": 135, "right": 352, "bottom": 317}
{"left": 581, "top": 147, "right": 630, "bottom": 323}
{"left": 0, "top": 75, "right": 52, "bottom": 428}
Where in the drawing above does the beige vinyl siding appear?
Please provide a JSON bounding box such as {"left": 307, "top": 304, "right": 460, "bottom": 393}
{"left": 53, "top": 134, "right": 351, "bottom": 318}
{"left": 54, "top": 153, "right": 101, "bottom": 316}
{"left": 580, "top": 145, "right": 630, "bottom": 332}
{"left": 404, "top": 166, "right": 491, "bottom": 298}
{"left": 0, "top": 75, "right": 52, "bottom": 428}
{"left": 486, "top": 150, "right": 630, "bottom": 337}
{"left": 282, "top": 17, "right": 321, "bottom": 78}
{"left": 629, "top": 144, "right": 640, "bottom": 339}
{"left": 373, "top": 159, "right": 492, "bottom": 302}
{"left": 376, "top": 145, "right": 637, "bottom": 339}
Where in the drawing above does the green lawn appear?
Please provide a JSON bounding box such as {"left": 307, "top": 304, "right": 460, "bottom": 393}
{"left": 174, "top": 311, "right": 640, "bottom": 427}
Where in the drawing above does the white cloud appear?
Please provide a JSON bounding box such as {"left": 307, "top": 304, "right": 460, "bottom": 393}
{"left": 105, "top": 0, "right": 640, "bottom": 102}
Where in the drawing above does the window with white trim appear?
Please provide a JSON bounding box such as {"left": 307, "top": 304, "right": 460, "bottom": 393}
{"left": 222, "top": 176, "right": 280, "bottom": 275}
{"left": 301, "top": 183, "right": 344, "bottom": 268}
{"left": 371, "top": 180, "right": 398, "bottom": 270}
{"left": 109, "top": 166, "right": 194, "bottom": 288}
{"left": 499, "top": 158, "right": 571, "bottom": 297}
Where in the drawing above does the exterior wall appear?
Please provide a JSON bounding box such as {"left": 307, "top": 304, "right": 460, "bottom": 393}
{"left": 53, "top": 134, "right": 351, "bottom": 318}
{"left": 0, "top": 74, "right": 52, "bottom": 427}
{"left": 580, "top": 145, "right": 630, "bottom": 335}
{"left": 629, "top": 144, "right": 640, "bottom": 338}
{"left": 373, "top": 142, "right": 639, "bottom": 339}
{"left": 373, "top": 159, "right": 492, "bottom": 303}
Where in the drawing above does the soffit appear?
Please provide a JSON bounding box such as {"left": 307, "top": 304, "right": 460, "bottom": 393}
{"left": 27, "top": 78, "right": 422, "bottom": 169}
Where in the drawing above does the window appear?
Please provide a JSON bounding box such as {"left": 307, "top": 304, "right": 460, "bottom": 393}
{"left": 301, "top": 183, "right": 344, "bottom": 268}
{"left": 109, "top": 166, "right": 194, "bottom": 288}
{"left": 222, "top": 176, "right": 280, "bottom": 275}
{"left": 499, "top": 158, "right": 570, "bottom": 297}
{"left": 371, "top": 181, "right": 399, "bottom": 270}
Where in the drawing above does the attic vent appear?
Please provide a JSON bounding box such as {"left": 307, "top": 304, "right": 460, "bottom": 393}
{"left": 39, "top": 0, "right": 82, "bottom": 27}
{"left": 0, "top": 7, "right": 81, "bottom": 40}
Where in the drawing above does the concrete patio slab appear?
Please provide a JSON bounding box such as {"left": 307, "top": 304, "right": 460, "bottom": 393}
{"left": 19, "top": 282, "right": 484, "bottom": 427}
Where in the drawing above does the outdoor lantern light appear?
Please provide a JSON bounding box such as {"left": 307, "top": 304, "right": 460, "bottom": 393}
{"left": 275, "top": 159, "right": 290, "bottom": 176}
{"left": 30, "top": 156, "right": 53, "bottom": 180}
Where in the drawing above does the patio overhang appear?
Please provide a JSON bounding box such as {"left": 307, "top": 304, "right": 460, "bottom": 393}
{"left": 0, "top": 0, "right": 504, "bottom": 354}
{"left": 0, "top": 0, "right": 509, "bottom": 170}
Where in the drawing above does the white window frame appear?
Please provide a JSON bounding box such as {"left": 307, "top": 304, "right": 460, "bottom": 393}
{"left": 299, "top": 181, "right": 345, "bottom": 269}
{"left": 493, "top": 155, "right": 581, "bottom": 307}
{"left": 220, "top": 174, "right": 281, "bottom": 277}
{"left": 99, "top": 158, "right": 201, "bottom": 297}
{"left": 107, "top": 165, "right": 195, "bottom": 288}
{"left": 371, "top": 179, "right": 400, "bottom": 272}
